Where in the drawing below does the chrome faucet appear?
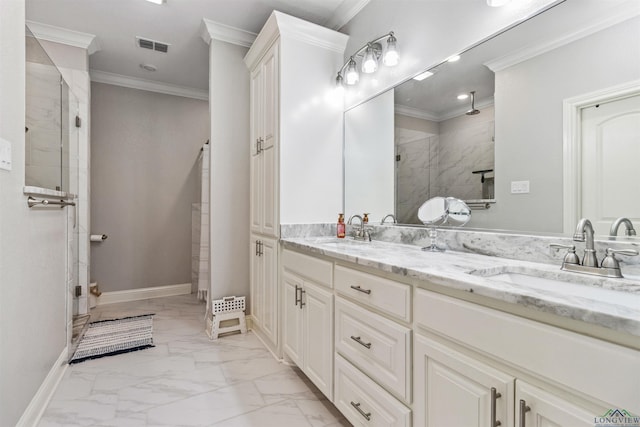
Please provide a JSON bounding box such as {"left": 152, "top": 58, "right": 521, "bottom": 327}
{"left": 550, "top": 218, "right": 638, "bottom": 278}
{"left": 348, "top": 215, "right": 371, "bottom": 241}
{"left": 610, "top": 217, "right": 636, "bottom": 237}
{"left": 573, "top": 218, "right": 598, "bottom": 267}
{"left": 381, "top": 214, "right": 397, "bottom": 225}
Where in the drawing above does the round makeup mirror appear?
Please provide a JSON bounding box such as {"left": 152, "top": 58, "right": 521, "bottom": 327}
{"left": 417, "top": 196, "right": 448, "bottom": 226}
{"left": 446, "top": 197, "right": 471, "bottom": 227}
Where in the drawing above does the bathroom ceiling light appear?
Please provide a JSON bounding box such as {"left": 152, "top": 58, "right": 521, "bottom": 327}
{"left": 447, "top": 55, "right": 461, "bottom": 63}
{"left": 335, "top": 31, "right": 398, "bottom": 88}
{"left": 145, "top": 0, "right": 166, "bottom": 4}
{"left": 413, "top": 71, "right": 434, "bottom": 81}
{"left": 487, "top": 0, "right": 511, "bottom": 6}
{"left": 457, "top": 93, "right": 469, "bottom": 100}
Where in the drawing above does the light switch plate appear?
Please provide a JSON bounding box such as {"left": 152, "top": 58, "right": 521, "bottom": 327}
{"left": 0, "top": 138, "right": 12, "bottom": 171}
{"left": 511, "top": 180, "right": 530, "bottom": 194}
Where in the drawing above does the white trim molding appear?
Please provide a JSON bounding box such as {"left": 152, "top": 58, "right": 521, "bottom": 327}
{"left": 394, "top": 105, "right": 439, "bottom": 122}
{"left": 96, "top": 283, "right": 192, "bottom": 305}
{"left": 485, "top": 2, "right": 640, "bottom": 72}
{"left": 562, "top": 79, "right": 640, "bottom": 233}
{"left": 26, "top": 20, "right": 100, "bottom": 55}
{"left": 16, "top": 347, "right": 68, "bottom": 427}
{"left": 324, "top": 0, "right": 371, "bottom": 30}
{"left": 245, "top": 11, "right": 349, "bottom": 69}
{"left": 200, "top": 19, "right": 257, "bottom": 47}
{"left": 90, "top": 70, "right": 208, "bottom": 101}
{"left": 395, "top": 97, "right": 494, "bottom": 123}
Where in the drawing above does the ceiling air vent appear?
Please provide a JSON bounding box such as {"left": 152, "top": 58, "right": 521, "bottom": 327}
{"left": 136, "top": 37, "right": 170, "bottom": 53}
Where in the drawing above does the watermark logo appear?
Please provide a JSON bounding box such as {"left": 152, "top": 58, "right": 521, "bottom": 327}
{"left": 594, "top": 409, "right": 640, "bottom": 427}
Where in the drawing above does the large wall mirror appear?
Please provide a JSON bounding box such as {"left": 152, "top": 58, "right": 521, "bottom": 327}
{"left": 344, "top": 0, "right": 640, "bottom": 238}
{"left": 25, "top": 25, "right": 79, "bottom": 192}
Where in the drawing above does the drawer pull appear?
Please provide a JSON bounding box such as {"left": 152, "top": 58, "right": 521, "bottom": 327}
{"left": 295, "top": 285, "right": 301, "bottom": 307}
{"left": 350, "top": 285, "right": 371, "bottom": 295}
{"left": 350, "top": 335, "right": 372, "bottom": 349}
{"left": 491, "top": 387, "right": 502, "bottom": 427}
{"left": 350, "top": 401, "right": 371, "bottom": 421}
{"left": 519, "top": 399, "right": 531, "bottom": 427}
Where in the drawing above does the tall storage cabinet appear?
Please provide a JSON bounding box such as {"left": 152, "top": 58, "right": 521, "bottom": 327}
{"left": 244, "top": 11, "right": 348, "bottom": 353}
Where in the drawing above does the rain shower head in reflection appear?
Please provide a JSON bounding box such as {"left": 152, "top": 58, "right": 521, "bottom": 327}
{"left": 466, "top": 91, "right": 480, "bottom": 115}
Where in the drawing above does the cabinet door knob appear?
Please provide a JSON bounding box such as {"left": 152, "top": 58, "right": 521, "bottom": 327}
{"left": 350, "top": 285, "right": 371, "bottom": 295}
{"left": 490, "top": 387, "right": 502, "bottom": 427}
{"left": 350, "top": 401, "right": 371, "bottom": 421}
{"left": 519, "top": 399, "right": 531, "bottom": 427}
{"left": 350, "top": 335, "right": 372, "bottom": 349}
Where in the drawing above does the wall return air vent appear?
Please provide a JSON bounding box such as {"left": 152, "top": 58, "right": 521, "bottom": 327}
{"left": 136, "top": 36, "right": 170, "bottom": 53}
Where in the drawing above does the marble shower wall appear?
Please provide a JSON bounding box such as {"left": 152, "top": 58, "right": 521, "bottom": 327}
{"left": 395, "top": 106, "right": 495, "bottom": 223}
{"left": 434, "top": 106, "right": 495, "bottom": 200}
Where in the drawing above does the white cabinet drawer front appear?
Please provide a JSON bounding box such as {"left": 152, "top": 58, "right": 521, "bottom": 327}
{"left": 282, "top": 249, "right": 333, "bottom": 288}
{"left": 335, "top": 265, "right": 411, "bottom": 322}
{"left": 335, "top": 355, "right": 411, "bottom": 427}
{"left": 335, "top": 298, "right": 411, "bottom": 402}
{"left": 415, "top": 288, "right": 640, "bottom": 413}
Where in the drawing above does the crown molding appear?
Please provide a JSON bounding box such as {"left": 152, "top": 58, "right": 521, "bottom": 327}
{"left": 26, "top": 20, "right": 100, "bottom": 55}
{"left": 90, "top": 70, "right": 208, "bottom": 101}
{"left": 324, "top": 0, "right": 371, "bottom": 30}
{"left": 245, "top": 11, "right": 349, "bottom": 69}
{"left": 394, "top": 104, "right": 439, "bottom": 122}
{"left": 395, "top": 97, "right": 494, "bottom": 123}
{"left": 200, "top": 19, "right": 257, "bottom": 47}
{"left": 485, "top": 2, "right": 640, "bottom": 72}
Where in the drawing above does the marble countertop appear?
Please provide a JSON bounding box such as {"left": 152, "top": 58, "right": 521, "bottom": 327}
{"left": 281, "top": 236, "right": 640, "bottom": 338}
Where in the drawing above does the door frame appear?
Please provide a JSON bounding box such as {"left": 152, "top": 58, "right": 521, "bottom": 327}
{"left": 562, "top": 79, "right": 640, "bottom": 233}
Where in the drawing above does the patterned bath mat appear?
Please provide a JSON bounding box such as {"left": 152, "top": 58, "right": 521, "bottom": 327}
{"left": 69, "top": 314, "right": 155, "bottom": 364}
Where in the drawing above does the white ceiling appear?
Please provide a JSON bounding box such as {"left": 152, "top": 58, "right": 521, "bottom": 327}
{"left": 25, "top": 0, "right": 362, "bottom": 93}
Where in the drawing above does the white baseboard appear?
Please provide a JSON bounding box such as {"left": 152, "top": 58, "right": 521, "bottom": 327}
{"left": 17, "top": 347, "right": 69, "bottom": 427}
{"left": 97, "top": 283, "right": 192, "bottom": 305}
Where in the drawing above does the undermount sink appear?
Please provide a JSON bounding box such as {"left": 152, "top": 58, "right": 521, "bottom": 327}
{"left": 469, "top": 267, "right": 638, "bottom": 306}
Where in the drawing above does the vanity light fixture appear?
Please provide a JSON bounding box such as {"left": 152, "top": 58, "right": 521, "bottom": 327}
{"left": 336, "top": 32, "right": 398, "bottom": 88}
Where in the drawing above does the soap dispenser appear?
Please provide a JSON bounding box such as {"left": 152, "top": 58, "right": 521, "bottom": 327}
{"left": 337, "top": 213, "right": 346, "bottom": 238}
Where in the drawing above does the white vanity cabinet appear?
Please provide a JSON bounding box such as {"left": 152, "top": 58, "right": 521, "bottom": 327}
{"left": 249, "top": 42, "right": 278, "bottom": 238}
{"left": 250, "top": 235, "right": 278, "bottom": 346}
{"left": 413, "top": 288, "right": 634, "bottom": 427}
{"left": 282, "top": 249, "right": 334, "bottom": 399}
{"left": 245, "top": 11, "right": 347, "bottom": 352}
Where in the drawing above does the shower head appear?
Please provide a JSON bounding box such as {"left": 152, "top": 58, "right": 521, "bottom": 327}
{"left": 466, "top": 91, "right": 480, "bottom": 115}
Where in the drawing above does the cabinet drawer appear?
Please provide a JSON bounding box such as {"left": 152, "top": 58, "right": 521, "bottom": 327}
{"left": 335, "top": 265, "right": 411, "bottom": 322}
{"left": 335, "top": 354, "right": 411, "bottom": 427}
{"left": 283, "top": 249, "right": 333, "bottom": 288}
{"left": 335, "top": 298, "right": 411, "bottom": 402}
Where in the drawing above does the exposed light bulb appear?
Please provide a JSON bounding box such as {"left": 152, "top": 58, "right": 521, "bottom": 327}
{"left": 362, "top": 45, "right": 378, "bottom": 74}
{"left": 457, "top": 93, "right": 469, "bottom": 100}
{"left": 383, "top": 33, "right": 399, "bottom": 67}
{"left": 345, "top": 58, "right": 359, "bottom": 85}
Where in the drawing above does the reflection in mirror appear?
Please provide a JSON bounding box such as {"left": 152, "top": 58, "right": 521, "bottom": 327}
{"left": 25, "top": 26, "right": 78, "bottom": 192}
{"left": 343, "top": 0, "right": 640, "bottom": 238}
{"left": 418, "top": 196, "right": 471, "bottom": 251}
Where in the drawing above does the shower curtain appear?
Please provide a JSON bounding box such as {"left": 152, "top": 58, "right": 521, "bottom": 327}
{"left": 196, "top": 142, "right": 210, "bottom": 302}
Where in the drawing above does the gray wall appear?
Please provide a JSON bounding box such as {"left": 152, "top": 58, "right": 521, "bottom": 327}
{"left": 208, "top": 39, "right": 250, "bottom": 305}
{"left": 0, "top": 2, "right": 68, "bottom": 424}
{"left": 90, "top": 82, "right": 209, "bottom": 292}
{"left": 471, "top": 16, "right": 640, "bottom": 233}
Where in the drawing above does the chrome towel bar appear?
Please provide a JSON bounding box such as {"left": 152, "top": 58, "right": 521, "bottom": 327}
{"left": 27, "top": 196, "right": 75, "bottom": 208}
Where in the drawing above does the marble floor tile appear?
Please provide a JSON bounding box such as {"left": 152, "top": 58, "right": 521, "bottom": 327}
{"left": 38, "top": 294, "right": 349, "bottom": 427}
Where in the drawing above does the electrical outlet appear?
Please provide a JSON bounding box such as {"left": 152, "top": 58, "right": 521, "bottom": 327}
{"left": 511, "top": 180, "right": 530, "bottom": 194}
